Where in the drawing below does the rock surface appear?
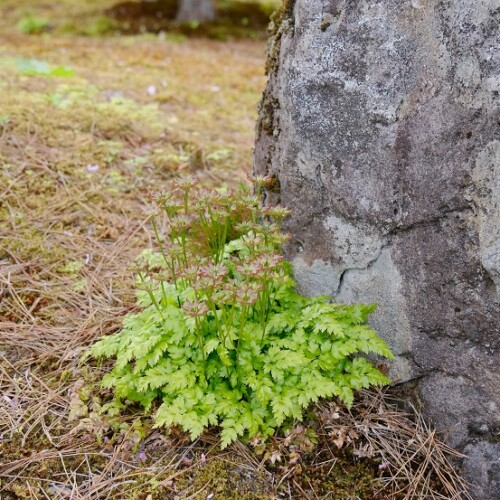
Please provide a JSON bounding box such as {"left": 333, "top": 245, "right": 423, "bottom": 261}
{"left": 255, "top": 1, "right": 500, "bottom": 497}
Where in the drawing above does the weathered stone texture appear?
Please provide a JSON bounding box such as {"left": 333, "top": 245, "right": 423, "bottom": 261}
{"left": 255, "top": 0, "right": 500, "bottom": 497}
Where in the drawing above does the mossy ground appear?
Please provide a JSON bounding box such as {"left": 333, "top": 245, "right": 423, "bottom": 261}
{"left": 0, "top": 2, "right": 469, "bottom": 499}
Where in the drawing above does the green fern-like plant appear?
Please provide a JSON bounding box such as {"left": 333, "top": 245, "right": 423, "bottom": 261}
{"left": 88, "top": 178, "right": 393, "bottom": 447}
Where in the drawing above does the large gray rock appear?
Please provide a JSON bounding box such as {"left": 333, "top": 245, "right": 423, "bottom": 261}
{"left": 255, "top": 1, "right": 500, "bottom": 497}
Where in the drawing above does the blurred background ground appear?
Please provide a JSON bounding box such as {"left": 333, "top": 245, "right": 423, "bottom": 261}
{"left": 0, "top": 0, "right": 277, "bottom": 39}
{"left": 0, "top": 1, "right": 470, "bottom": 498}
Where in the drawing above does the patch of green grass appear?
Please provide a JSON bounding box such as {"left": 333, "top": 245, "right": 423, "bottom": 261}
{"left": 17, "top": 57, "right": 76, "bottom": 77}
{"left": 16, "top": 14, "right": 51, "bottom": 34}
{"left": 82, "top": 16, "right": 119, "bottom": 36}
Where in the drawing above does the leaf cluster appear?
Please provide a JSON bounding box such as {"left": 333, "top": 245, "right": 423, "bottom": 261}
{"left": 88, "top": 178, "right": 393, "bottom": 447}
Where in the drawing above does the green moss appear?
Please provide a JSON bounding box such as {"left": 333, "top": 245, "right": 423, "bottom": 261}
{"left": 265, "top": 0, "right": 295, "bottom": 74}
{"left": 82, "top": 16, "right": 119, "bottom": 36}
{"left": 257, "top": 95, "right": 279, "bottom": 136}
{"left": 299, "top": 450, "right": 383, "bottom": 499}
{"left": 176, "top": 457, "right": 273, "bottom": 499}
{"left": 16, "top": 14, "right": 51, "bottom": 34}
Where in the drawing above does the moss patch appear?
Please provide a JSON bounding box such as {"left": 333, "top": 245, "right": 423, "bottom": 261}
{"left": 175, "top": 456, "right": 273, "bottom": 499}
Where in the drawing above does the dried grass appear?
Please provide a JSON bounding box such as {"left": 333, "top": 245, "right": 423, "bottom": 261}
{"left": 317, "top": 391, "right": 473, "bottom": 499}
